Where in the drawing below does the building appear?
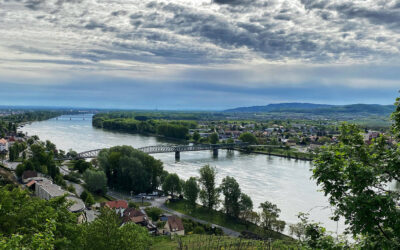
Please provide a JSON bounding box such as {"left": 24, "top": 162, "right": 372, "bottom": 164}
{"left": 0, "top": 138, "right": 8, "bottom": 152}
{"left": 163, "top": 215, "right": 185, "bottom": 236}
{"left": 102, "top": 200, "right": 128, "bottom": 217}
{"left": 35, "top": 178, "right": 69, "bottom": 200}
{"left": 122, "top": 208, "right": 147, "bottom": 225}
{"left": 33, "top": 177, "right": 85, "bottom": 212}
{"left": 22, "top": 170, "right": 38, "bottom": 183}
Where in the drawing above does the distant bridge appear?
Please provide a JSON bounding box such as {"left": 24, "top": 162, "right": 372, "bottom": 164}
{"left": 76, "top": 143, "right": 249, "bottom": 160}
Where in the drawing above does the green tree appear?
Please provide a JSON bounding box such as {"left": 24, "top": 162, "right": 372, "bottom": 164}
{"left": 0, "top": 186, "right": 82, "bottom": 249}
{"left": 239, "top": 193, "right": 253, "bottom": 223}
{"left": 83, "top": 169, "right": 107, "bottom": 194}
{"left": 209, "top": 133, "right": 219, "bottom": 144}
{"left": 220, "top": 176, "right": 241, "bottom": 218}
{"left": 192, "top": 131, "right": 200, "bottom": 142}
{"left": 162, "top": 173, "right": 181, "bottom": 198}
{"left": 198, "top": 165, "right": 219, "bottom": 210}
{"left": 82, "top": 208, "right": 152, "bottom": 250}
{"left": 144, "top": 207, "right": 163, "bottom": 221}
{"left": 259, "top": 201, "right": 285, "bottom": 234}
{"left": 97, "top": 146, "right": 163, "bottom": 194}
{"left": 183, "top": 177, "right": 199, "bottom": 208}
{"left": 74, "top": 159, "right": 92, "bottom": 173}
{"left": 239, "top": 132, "right": 257, "bottom": 144}
{"left": 85, "top": 193, "right": 95, "bottom": 207}
{"left": 313, "top": 122, "right": 400, "bottom": 248}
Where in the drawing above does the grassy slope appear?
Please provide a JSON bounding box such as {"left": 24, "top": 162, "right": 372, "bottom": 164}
{"left": 166, "top": 200, "right": 293, "bottom": 241}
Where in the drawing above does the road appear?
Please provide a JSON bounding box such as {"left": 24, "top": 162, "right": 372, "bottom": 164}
{"left": 107, "top": 190, "right": 240, "bottom": 237}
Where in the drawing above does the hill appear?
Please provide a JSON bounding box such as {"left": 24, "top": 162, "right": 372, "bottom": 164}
{"left": 224, "top": 103, "right": 395, "bottom": 115}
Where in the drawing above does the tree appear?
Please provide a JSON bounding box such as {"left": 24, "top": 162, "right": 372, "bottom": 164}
{"left": 183, "top": 177, "right": 199, "bottom": 208}
{"left": 209, "top": 133, "right": 219, "bottom": 144}
{"left": 80, "top": 190, "right": 89, "bottom": 201}
{"left": 192, "top": 131, "right": 200, "bottom": 142}
{"left": 74, "top": 159, "right": 91, "bottom": 173}
{"left": 313, "top": 122, "right": 400, "bottom": 248}
{"left": 0, "top": 186, "right": 82, "bottom": 249}
{"left": 239, "top": 132, "right": 257, "bottom": 144}
{"left": 82, "top": 208, "right": 152, "bottom": 250}
{"left": 85, "top": 193, "right": 95, "bottom": 207}
{"left": 162, "top": 173, "right": 181, "bottom": 198}
{"left": 239, "top": 193, "right": 253, "bottom": 223}
{"left": 259, "top": 201, "right": 285, "bottom": 234}
{"left": 83, "top": 169, "right": 107, "bottom": 194}
{"left": 198, "top": 165, "right": 219, "bottom": 210}
{"left": 220, "top": 176, "right": 241, "bottom": 218}
{"left": 144, "top": 207, "right": 163, "bottom": 221}
{"left": 97, "top": 146, "right": 163, "bottom": 194}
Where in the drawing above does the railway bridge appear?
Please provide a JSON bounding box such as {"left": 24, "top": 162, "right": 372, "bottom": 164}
{"left": 76, "top": 143, "right": 249, "bottom": 160}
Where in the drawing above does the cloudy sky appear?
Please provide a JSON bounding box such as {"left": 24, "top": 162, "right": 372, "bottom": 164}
{"left": 0, "top": 0, "right": 399, "bottom": 109}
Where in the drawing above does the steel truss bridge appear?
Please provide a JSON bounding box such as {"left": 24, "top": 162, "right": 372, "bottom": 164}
{"left": 75, "top": 143, "right": 249, "bottom": 159}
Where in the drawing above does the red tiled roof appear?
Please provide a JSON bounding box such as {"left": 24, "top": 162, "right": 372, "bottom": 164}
{"left": 104, "top": 200, "right": 128, "bottom": 209}
{"left": 0, "top": 138, "right": 7, "bottom": 145}
{"left": 167, "top": 215, "right": 184, "bottom": 232}
{"left": 26, "top": 180, "right": 36, "bottom": 187}
{"left": 123, "top": 207, "right": 144, "bottom": 217}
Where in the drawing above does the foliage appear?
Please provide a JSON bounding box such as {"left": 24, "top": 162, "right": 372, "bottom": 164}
{"left": 198, "top": 165, "right": 219, "bottom": 210}
{"left": 183, "top": 177, "right": 199, "bottom": 208}
{"left": 0, "top": 185, "right": 81, "bottom": 249}
{"left": 220, "top": 176, "right": 241, "bottom": 218}
{"left": 83, "top": 169, "right": 107, "bottom": 194}
{"left": 192, "top": 131, "right": 200, "bottom": 142}
{"left": 97, "top": 146, "right": 163, "bottom": 194}
{"left": 162, "top": 173, "right": 182, "bottom": 197}
{"left": 259, "top": 201, "right": 286, "bottom": 234}
{"left": 239, "top": 132, "right": 257, "bottom": 144}
{"left": 144, "top": 207, "right": 163, "bottom": 221}
{"left": 182, "top": 218, "right": 223, "bottom": 236}
{"left": 74, "top": 159, "right": 92, "bottom": 173}
{"left": 81, "top": 208, "right": 152, "bottom": 250}
{"left": 166, "top": 200, "right": 291, "bottom": 241}
{"left": 92, "top": 113, "right": 195, "bottom": 140}
{"left": 209, "top": 133, "right": 219, "bottom": 144}
{"left": 313, "top": 122, "right": 400, "bottom": 248}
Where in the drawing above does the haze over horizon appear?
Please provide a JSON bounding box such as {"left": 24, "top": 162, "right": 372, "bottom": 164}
{"left": 1, "top": 0, "right": 400, "bottom": 109}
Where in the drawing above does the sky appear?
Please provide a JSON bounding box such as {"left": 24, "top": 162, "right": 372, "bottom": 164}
{"left": 0, "top": 0, "right": 399, "bottom": 110}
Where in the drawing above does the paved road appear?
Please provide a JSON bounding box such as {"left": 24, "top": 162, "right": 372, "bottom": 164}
{"left": 107, "top": 190, "right": 240, "bottom": 237}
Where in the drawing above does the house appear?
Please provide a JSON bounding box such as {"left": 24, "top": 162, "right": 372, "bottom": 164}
{"left": 22, "top": 170, "right": 38, "bottom": 183}
{"left": 0, "top": 138, "right": 8, "bottom": 152}
{"left": 122, "top": 208, "right": 147, "bottom": 226}
{"left": 35, "top": 178, "right": 69, "bottom": 200}
{"left": 102, "top": 200, "right": 128, "bottom": 216}
{"left": 162, "top": 215, "right": 184, "bottom": 236}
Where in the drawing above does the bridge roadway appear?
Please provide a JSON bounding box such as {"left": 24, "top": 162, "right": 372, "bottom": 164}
{"left": 76, "top": 143, "right": 250, "bottom": 160}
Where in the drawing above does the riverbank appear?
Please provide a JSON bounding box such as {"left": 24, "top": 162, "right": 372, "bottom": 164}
{"left": 165, "top": 199, "right": 294, "bottom": 241}
{"left": 245, "top": 149, "right": 314, "bottom": 161}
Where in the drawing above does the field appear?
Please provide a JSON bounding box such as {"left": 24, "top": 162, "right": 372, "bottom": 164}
{"left": 151, "top": 235, "right": 299, "bottom": 250}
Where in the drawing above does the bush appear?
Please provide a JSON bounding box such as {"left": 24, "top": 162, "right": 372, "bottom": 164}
{"left": 193, "top": 226, "right": 205, "bottom": 234}
{"left": 144, "top": 207, "right": 163, "bottom": 221}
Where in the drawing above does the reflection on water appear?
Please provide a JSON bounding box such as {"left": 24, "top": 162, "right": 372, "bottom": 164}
{"left": 21, "top": 114, "right": 343, "bottom": 234}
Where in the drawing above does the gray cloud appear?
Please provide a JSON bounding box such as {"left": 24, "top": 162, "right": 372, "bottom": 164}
{"left": 0, "top": 0, "right": 399, "bottom": 79}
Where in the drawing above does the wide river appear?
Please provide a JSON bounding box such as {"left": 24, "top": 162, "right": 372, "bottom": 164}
{"left": 21, "top": 114, "right": 342, "bottom": 234}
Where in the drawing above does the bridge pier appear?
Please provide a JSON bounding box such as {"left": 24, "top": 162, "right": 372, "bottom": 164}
{"left": 175, "top": 151, "right": 180, "bottom": 160}
{"left": 213, "top": 148, "right": 218, "bottom": 157}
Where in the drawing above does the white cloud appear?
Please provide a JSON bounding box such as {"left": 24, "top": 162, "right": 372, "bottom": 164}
{"left": 0, "top": 0, "right": 399, "bottom": 87}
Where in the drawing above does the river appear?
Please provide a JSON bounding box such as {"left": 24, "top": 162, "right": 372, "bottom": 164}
{"left": 20, "top": 114, "right": 342, "bottom": 234}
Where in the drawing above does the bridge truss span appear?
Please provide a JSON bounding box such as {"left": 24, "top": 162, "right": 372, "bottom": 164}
{"left": 75, "top": 143, "right": 248, "bottom": 159}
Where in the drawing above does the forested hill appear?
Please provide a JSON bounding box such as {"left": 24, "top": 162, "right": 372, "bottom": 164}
{"left": 224, "top": 103, "right": 395, "bottom": 115}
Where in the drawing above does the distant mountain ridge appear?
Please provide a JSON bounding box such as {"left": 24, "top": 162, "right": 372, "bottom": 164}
{"left": 224, "top": 103, "right": 395, "bottom": 115}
